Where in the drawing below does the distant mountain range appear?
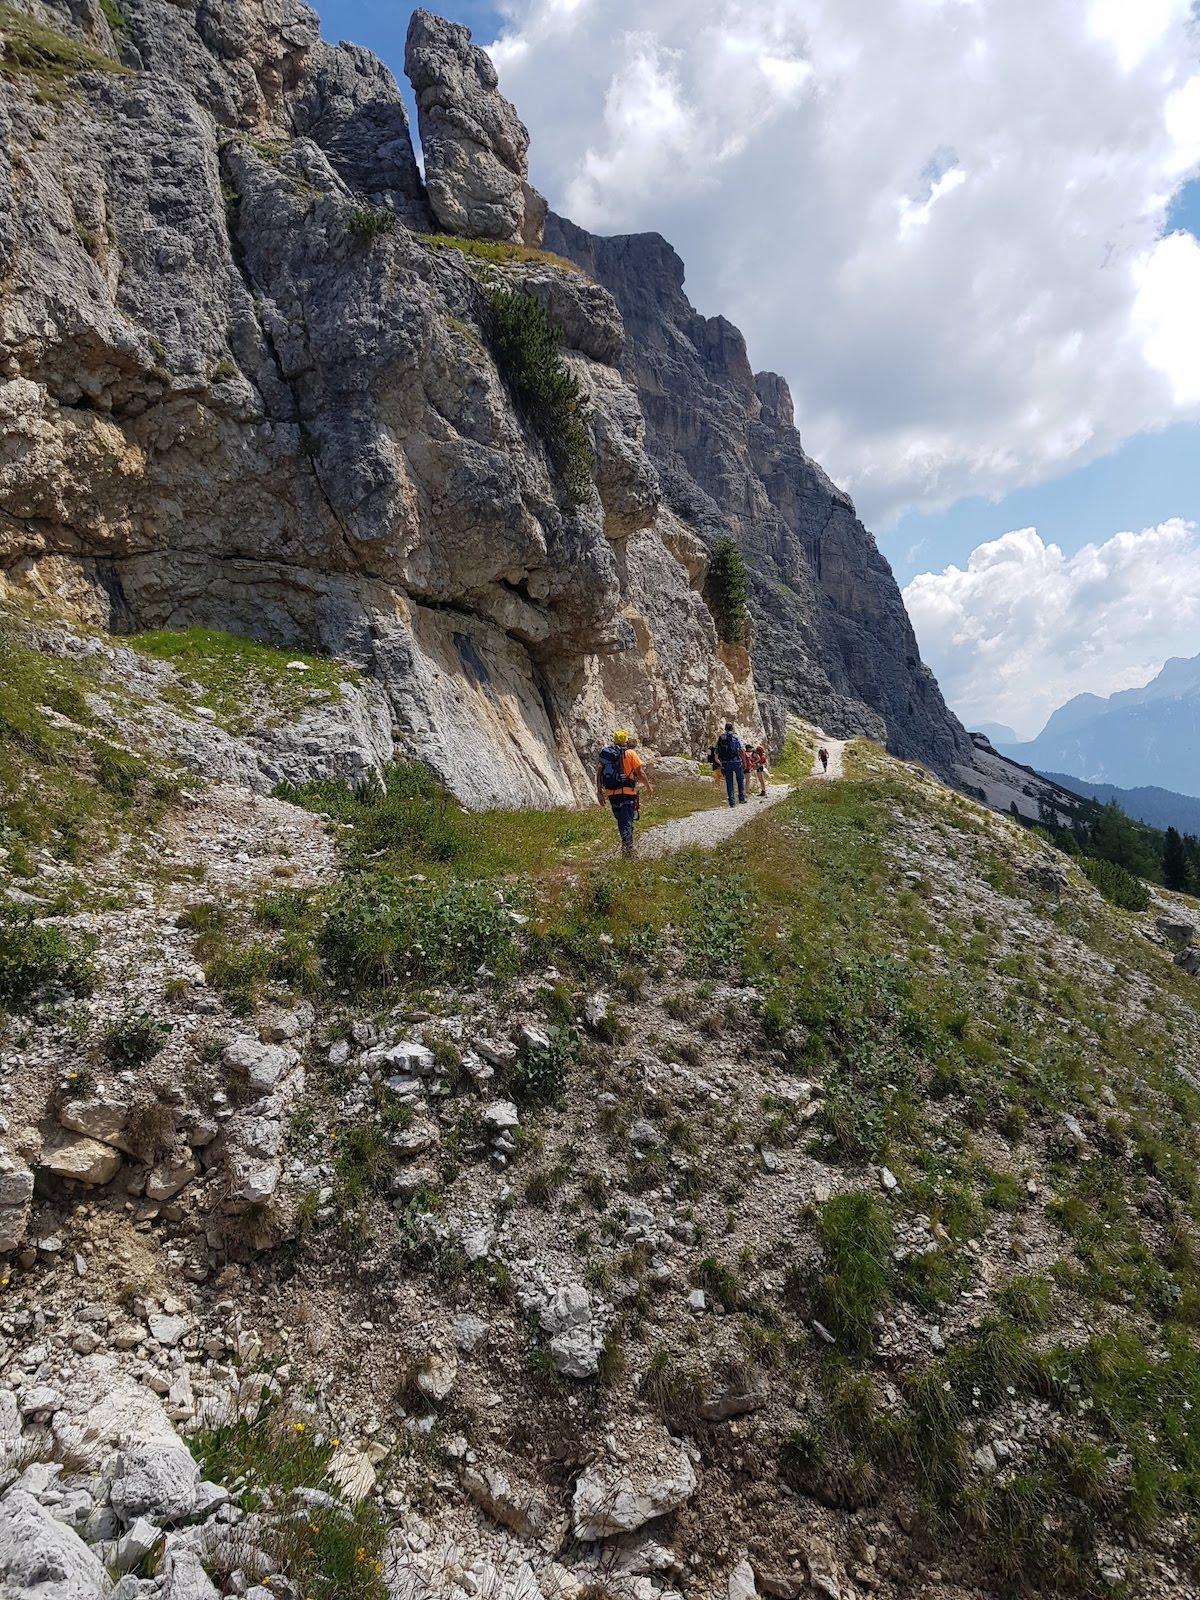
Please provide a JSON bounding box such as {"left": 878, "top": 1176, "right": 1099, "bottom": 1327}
{"left": 1037, "top": 774, "right": 1200, "bottom": 836}
{"left": 993, "top": 653, "right": 1200, "bottom": 799}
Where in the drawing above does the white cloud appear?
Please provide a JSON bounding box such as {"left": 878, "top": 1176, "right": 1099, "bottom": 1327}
{"left": 902, "top": 519, "right": 1200, "bottom": 734}
{"left": 486, "top": 0, "right": 1200, "bottom": 526}
{"left": 1133, "top": 230, "right": 1200, "bottom": 404}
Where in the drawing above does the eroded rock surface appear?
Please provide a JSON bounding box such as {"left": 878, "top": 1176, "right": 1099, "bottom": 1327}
{"left": 544, "top": 216, "right": 974, "bottom": 775}
{"left": 0, "top": 0, "right": 760, "bottom": 803}
{"left": 404, "top": 9, "right": 544, "bottom": 245}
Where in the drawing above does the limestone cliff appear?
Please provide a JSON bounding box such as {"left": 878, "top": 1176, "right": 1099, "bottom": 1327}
{"left": 544, "top": 218, "right": 974, "bottom": 776}
{"left": 0, "top": 1, "right": 756, "bottom": 806}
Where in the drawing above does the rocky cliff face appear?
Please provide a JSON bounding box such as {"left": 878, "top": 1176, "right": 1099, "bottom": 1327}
{"left": 544, "top": 218, "right": 974, "bottom": 776}
{"left": 0, "top": 0, "right": 756, "bottom": 806}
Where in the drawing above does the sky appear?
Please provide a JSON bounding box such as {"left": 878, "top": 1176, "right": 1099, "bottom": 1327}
{"left": 315, "top": 0, "right": 1200, "bottom": 739}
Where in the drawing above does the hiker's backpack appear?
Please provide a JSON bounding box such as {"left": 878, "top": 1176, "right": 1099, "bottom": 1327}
{"left": 598, "top": 745, "right": 628, "bottom": 792}
{"left": 716, "top": 731, "right": 738, "bottom": 763}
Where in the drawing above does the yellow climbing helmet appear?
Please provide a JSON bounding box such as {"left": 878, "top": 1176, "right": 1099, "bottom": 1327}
{"left": 614, "top": 729, "right": 630, "bottom": 745}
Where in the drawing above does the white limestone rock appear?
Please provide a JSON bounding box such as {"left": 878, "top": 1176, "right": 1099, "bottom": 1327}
{"left": 572, "top": 1447, "right": 698, "bottom": 1540}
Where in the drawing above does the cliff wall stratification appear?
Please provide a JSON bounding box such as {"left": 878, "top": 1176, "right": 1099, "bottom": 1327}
{"left": 0, "top": 1, "right": 756, "bottom": 805}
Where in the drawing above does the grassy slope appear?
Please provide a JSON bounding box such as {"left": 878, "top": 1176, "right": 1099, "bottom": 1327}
{"left": 6, "top": 601, "right": 1200, "bottom": 1594}
{"left": 196, "top": 741, "right": 1200, "bottom": 1595}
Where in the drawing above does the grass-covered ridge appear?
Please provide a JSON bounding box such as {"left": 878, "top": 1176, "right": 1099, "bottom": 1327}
{"left": 0, "top": 609, "right": 182, "bottom": 888}
{"left": 417, "top": 232, "right": 582, "bottom": 274}
{"left": 128, "top": 626, "right": 358, "bottom": 734}
{"left": 0, "top": 2, "right": 126, "bottom": 100}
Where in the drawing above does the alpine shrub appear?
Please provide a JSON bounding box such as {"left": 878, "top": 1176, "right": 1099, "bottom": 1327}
{"left": 274, "top": 762, "right": 466, "bottom": 870}
{"left": 0, "top": 906, "right": 93, "bottom": 1011}
{"left": 1079, "top": 855, "right": 1149, "bottom": 912}
{"left": 812, "top": 1191, "right": 894, "bottom": 1355}
{"left": 347, "top": 206, "right": 396, "bottom": 244}
{"left": 510, "top": 1024, "right": 575, "bottom": 1108}
{"left": 486, "top": 288, "right": 593, "bottom": 504}
{"left": 102, "top": 1007, "right": 172, "bottom": 1070}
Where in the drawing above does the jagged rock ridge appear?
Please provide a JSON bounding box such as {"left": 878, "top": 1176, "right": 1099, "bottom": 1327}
{"left": 543, "top": 217, "right": 974, "bottom": 776}
{"left": 0, "top": 0, "right": 755, "bottom": 806}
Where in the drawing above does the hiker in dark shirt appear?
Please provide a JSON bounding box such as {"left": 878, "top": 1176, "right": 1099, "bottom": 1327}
{"left": 715, "top": 721, "right": 746, "bottom": 807}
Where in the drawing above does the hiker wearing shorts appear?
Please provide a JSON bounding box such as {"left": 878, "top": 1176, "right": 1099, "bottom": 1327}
{"left": 596, "top": 729, "right": 654, "bottom": 857}
{"left": 751, "top": 743, "right": 769, "bottom": 797}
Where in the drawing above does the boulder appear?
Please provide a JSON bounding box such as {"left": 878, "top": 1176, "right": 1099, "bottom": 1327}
{"left": 1156, "top": 914, "right": 1196, "bottom": 946}
{"left": 158, "top": 1545, "right": 220, "bottom": 1600}
{"left": 484, "top": 1101, "right": 520, "bottom": 1132}
{"left": 222, "top": 1037, "right": 295, "bottom": 1095}
{"left": 0, "top": 1490, "right": 110, "bottom": 1599}
{"left": 572, "top": 1447, "right": 698, "bottom": 1540}
{"left": 221, "top": 1115, "right": 283, "bottom": 1210}
{"left": 39, "top": 1135, "right": 121, "bottom": 1186}
{"left": 58, "top": 1093, "right": 132, "bottom": 1153}
{"left": 147, "top": 1314, "right": 189, "bottom": 1349}
{"left": 328, "top": 1444, "right": 376, "bottom": 1503}
{"left": 404, "top": 9, "right": 544, "bottom": 244}
{"left": 729, "top": 1559, "right": 758, "bottom": 1600}
{"left": 698, "top": 1384, "right": 767, "bottom": 1423}
{"left": 1176, "top": 947, "right": 1200, "bottom": 977}
{"left": 416, "top": 1343, "right": 457, "bottom": 1401}
{"left": 109, "top": 1443, "right": 200, "bottom": 1523}
{"left": 145, "top": 1150, "right": 199, "bottom": 1202}
{"left": 539, "top": 1284, "right": 601, "bottom": 1380}
{"left": 453, "top": 1313, "right": 489, "bottom": 1354}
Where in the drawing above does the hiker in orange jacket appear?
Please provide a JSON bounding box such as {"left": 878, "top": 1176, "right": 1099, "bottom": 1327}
{"left": 596, "top": 729, "right": 654, "bottom": 856}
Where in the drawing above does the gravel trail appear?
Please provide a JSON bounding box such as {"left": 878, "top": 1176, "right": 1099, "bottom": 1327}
{"left": 634, "top": 737, "right": 847, "bottom": 859}
{"left": 812, "top": 737, "right": 846, "bottom": 779}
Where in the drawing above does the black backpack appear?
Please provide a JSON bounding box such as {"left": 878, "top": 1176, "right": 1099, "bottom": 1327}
{"left": 598, "top": 745, "right": 627, "bottom": 792}
{"left": 716, "top": 732, "right": 737, "bottom": 763}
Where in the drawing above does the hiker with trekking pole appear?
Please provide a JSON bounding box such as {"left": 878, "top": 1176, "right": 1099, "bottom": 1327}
{"left": 596, "top": 729, "right": 654, "bottom": 857}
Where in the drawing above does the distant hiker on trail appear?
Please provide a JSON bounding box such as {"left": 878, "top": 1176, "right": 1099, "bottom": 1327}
{"left": 819, "top": 745, "right": 830, "bottom": 773}
{"left": 597, "top": 729, "right": 654, "bottom": 858}
{"left": 716, "top": 721, "right": 746, "bottom": 807}
{"left": 751, "top": 742, "right": 769, "bottom": 797}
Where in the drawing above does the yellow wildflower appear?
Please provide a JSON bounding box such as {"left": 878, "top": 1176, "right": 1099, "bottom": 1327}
{"left": 293, "top": 1421, "right": 306, "bottom": 1432}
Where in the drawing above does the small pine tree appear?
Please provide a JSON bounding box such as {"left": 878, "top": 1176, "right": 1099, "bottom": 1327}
{"left": 486, "top": 288, "right": 593, "bottom": 505}
{"left": 1163, "top": 825, "right": 1191, "bottom": 892}
{"left": 706, "top": 538, "right": 749, "bottom": 645}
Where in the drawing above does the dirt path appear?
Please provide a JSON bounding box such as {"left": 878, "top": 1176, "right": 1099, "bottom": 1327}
{"left": 636, "top": 782, "right": 792, "bottom": 859}
{"left": 812, "top": 737, "right": 846, "bottom": 779}
{"left": 635, "top": 736, "right": 847, "bottom": 859}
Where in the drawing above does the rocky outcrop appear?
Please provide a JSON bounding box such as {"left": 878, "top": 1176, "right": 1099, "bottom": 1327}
{"left": 404, "top": 9, "right": 545, "bottom": 246}
{"left": 0, "top": 0, "right": 759, "bottom": 805}
{"left": 544, "top": 217, "right": 974, "bottom": 777}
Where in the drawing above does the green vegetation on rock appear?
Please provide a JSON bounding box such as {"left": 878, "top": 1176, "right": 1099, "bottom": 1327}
{"left": 417, "top": 232, "right": 581, "bottom": 273}
{"left": 486, "top": 287, "right": 594, "bottom": 505}
{"left": 0, "top": 904, "right": 93, "bottom": 1011}
{"left": 128, "top": 626, "right": 356, "bottom": 734}
{"left": 0, "top": 609, "right": 181, "bottom": 886}
{"left": 705, "top": 536, "right": 750, "bottom": 646}
{"left": 0, "top": 3, "right": 126, "bottom": 100}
